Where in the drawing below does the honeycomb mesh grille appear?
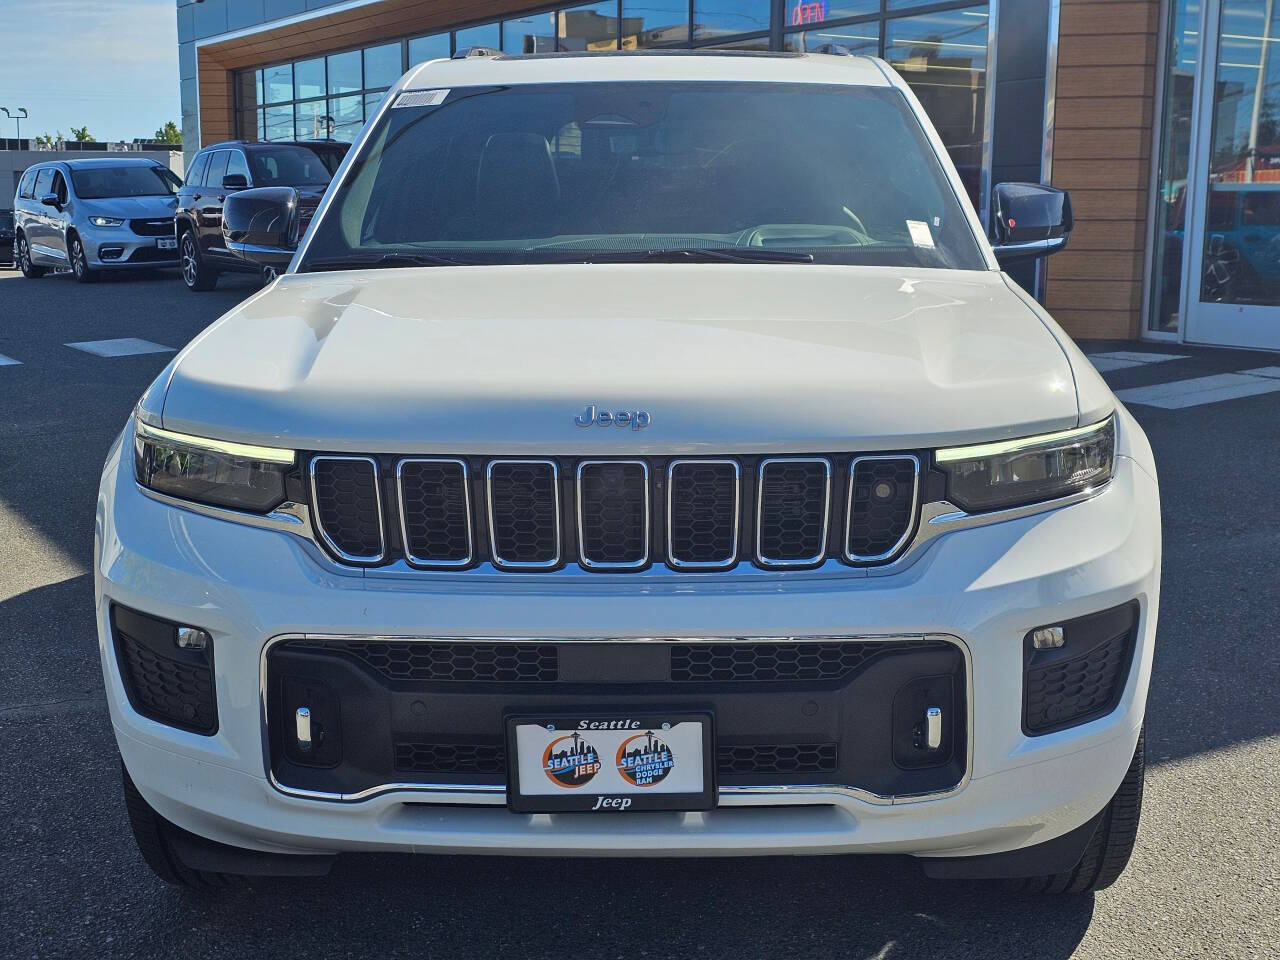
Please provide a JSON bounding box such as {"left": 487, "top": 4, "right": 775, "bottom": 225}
{"left": 757, "top": 459, "right": 830, "bottom": 565}
{"left": 578, "top": 461, "right": 648, "bottom": 567}
{"left": 1024, "top": 631, "right": 1132, "bottom": 733}
{"left": 847, "top": 457, "right": 918, "bottom": 560}
{"left": 114, "top": 629, "right": 216, "bottom": 734}
{"left": 670, "top": 639, "right": 944, "bottom": 682}
{"left": 395, "top": 741, "right": 506, "bottom": 774}
{"left": 337, "top": 641, "right": 559, "bottom": 682}
{"left": 398, "top": 459, "right": 471, "bottom": 565}
{"left": 488, "top": 461, "right": 559, "bottom": 566}
{"left": 668, "top": 461, "right": 738, "bottom": 567}
{"left": 716, "top": 742, "right": 837, "bottom": 775}
{"left": 312, "top": 457, "right": 383, "bottom": 560}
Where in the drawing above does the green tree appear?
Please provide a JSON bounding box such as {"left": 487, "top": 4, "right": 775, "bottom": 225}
{"left": 70, "top": 125, "right": 95, "bottom": 142}
{"left": 153, "top": 121, "right": 182, "bottom": 145}
{"left": 34, "top": 131, "right": 65, "bottom": 148}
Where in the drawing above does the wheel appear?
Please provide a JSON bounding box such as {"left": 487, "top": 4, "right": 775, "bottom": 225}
{"left": 121, "top": 762, "right": 239, "bottom": 889}
{"left": 180, "top": 230, "right": 218, "bottom": 291}
{"left": 69, "top": 234, "right": 98, "bottom": 283}
{"left": 17, "top": 234, "right": 45, "bottom": 278}
{"left": 1010, "top": 727, "right": 1145, "bottom": 895}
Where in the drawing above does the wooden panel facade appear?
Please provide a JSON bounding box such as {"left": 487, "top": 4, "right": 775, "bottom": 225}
{"left": 1046, "top": 0, "right": 1162, "bottom": 340}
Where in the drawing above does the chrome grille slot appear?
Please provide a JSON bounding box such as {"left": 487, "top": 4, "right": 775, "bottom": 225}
{"left": 667, "top": 459, "right": 740, "bottom": 569}
{"left": 755, "top": 458, "right": 831, "bottom": 567}
{"left": 845, "top": 455, "right": 920, "bottom": 563}
{"left": 310, "top": 456, "right": 385, "bottom": 563}
{"left": 397, "top": 458, "right": 472, "bottom": 567}
{"left": 576, "top": 460, "right": 650, "bottom": 569}
{"left": 486, "top": 459, "right": 560, "bottom": 569}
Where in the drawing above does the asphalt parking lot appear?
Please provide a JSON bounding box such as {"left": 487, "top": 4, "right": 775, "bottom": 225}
{"left": 1, "top": 266, "right": 1276, "bottom": 959}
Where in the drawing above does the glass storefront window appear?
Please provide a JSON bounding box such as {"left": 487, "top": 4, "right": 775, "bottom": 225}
{"left": 328, "top": 95, "right": 364, "bottom": 142}
{"left": 327, "top": 50, "right": 362, "bottom": 96}
{"left": 785, "top": 22, "right": 880, "bottom": 54}
{"left": 504, "top": 12, "right": 556, "bottom": 53}
{"left": 884, "top": 6, "right": 988, "bottom": 209}
{"left": 559, "top": 2, "right": 620, "bottom": 51}
{"left": 622, "top": 1, "right": 689, "bottom": 47}
{"left": 364, "top": 43, "right": 403, "bottom": 89}
{"left": 263, "top": 64, "right": 292, "bottom": 104}
{"left": 293, "top": 57, "right": 325, "bottom": 100}
{"left": 455, "top": 22, "right": 500, "bottom": 51}
{"left": 295, "top": 100, "right": 326, "bottom": 140}
{"left": 409, "top": 32, "right": 451, "bottom": 64}
{"left": 1149, "top": 0, "right": 1201, "bottom": 333}
{"left": 785, "top": 1, "right": 878, "bottom": 27}
{"left": 264, "top": 104, "right": 294, "bottom": 141}
{"left": 692, "top": 1, "right": 772, "bottom": 41}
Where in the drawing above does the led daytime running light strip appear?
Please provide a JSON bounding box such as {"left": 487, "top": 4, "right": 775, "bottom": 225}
{"left": 935, "top": 416, "right": 1114, "bottom": 464}
{"left": 135, "top": 421, "right": 296, "bottom": 465}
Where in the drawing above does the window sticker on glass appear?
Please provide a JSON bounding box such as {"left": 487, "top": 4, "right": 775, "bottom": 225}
{"left": 394, "top": 89, "right": 449, "bottom": 108}
{"left": 907, "top": 220, "right": 936, "bottom": 249}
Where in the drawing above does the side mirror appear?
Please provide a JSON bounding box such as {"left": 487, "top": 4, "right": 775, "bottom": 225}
{"left": 221, "top": 173, "right": 249, "bottom": 191}
{"left": 40, "top": 194, "right": 61, "bottom": 209}
{"left": 990, "top": 182, "right": 1073, "bottom": 263}
{"left": 221, "top": 186, "right": 298, "bottom": 270}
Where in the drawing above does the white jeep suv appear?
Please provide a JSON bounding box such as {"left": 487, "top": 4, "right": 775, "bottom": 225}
{"left": 96, "top": 51, "right": 1159, "bottom": 894}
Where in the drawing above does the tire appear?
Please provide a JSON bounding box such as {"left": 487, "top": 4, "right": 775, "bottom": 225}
{"left": 1011, "top": 727, "right": 1145, "bottom": 895}
{"left": 17, "top": 234, "right": 45, "bottom": 278}
{"left": 121, "top": 762, "right": 239, "bottom": 889}
{"left": 69, "top": 234, "right": 98, "bottom": 283}
{"left": 180, "top": 229, "right": 218, "bottom": 291}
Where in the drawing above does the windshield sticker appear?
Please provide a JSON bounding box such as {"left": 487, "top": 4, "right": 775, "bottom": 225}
{"left": 907, "top": 220, "right": 936, "bottom": 249}
{"left": 394, "top": 89, "right": 449, "bottom": 109}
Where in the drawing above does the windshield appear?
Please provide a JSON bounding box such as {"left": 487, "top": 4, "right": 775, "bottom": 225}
{"left": 250, "top": 146, "right": 335, "bottom": 186}
{"left": 70, "top": 165, "right": 181, "bottom": 200}
{"left": 300, "top": 81, "right": 985, "bottom": 272}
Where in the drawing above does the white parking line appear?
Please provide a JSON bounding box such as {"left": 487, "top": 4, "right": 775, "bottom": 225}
{"left": 1115, "top": 372, "right": 1280, "bottom": 409}
{"left": 1086, "top": 351, "right": 1189, "bottom": 374}
{"left": 1240, "top": 366, "right": 1280, "bottom": 380}
{"left": 65, "top": 338, "right": 175, "bottom": 358}
{"left": 0, "top": 353, "right": 20, "bottom": 366}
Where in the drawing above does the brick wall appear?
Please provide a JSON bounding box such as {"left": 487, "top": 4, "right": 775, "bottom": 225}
{"left": 1046, "top": 0, "right": 1161, "bottom": 339}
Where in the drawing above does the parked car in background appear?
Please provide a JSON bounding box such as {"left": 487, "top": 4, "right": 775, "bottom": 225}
{"left": 175, "top": 140, "right": 348, "bottom": 290}
{"left": 0, "top": 210, "right": 14, "bottom": 267}
{"left": 12, "top": 158, "right": 182, "bottom": 282}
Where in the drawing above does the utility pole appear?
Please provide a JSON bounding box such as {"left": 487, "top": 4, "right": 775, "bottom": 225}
{"left": 1, "top": 107, "right": 29, "bottom": 143}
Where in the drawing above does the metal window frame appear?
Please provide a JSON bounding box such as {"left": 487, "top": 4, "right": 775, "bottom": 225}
{"left": 844, "top": 453, "right": 921, "bottom": 563}
{"left": 309, "top": 455, "right": 387, "bottom": 564}
{"left": 575, "top": 459, "right": 651, "bottom": 570}
{"left": 486, "top": 459, "right": 562, "bottom": 570}
{"left": 396, "top": 457, "right": 474, "bottom": 568}
{"left": 666, "top": 459, "right": 741, "bottom": 570}
{"left": 755, "top": 457, "right": 832, "bottom": 568}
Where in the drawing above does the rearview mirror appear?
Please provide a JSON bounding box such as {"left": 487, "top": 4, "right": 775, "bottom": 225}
{"left": 989, "top": 183, "right": 1073, "bottom": 263}
{"left": 221, "top": 186, "right": 298, "bottom": 270}
{"left": 40, "top": 194, "right": 60, "bottom": 209}
{"left": 221, "top": 173, "right": 249, "bottom": 191}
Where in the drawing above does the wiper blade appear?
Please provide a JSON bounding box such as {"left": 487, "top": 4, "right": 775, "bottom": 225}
{"left": 304, "top": 252, "right": 468, "bottom": 272}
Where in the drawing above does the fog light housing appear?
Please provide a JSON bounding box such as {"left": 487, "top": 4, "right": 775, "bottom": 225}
{"left": 176, "top": 626, "right": 210, "bottom": 650}
{"left": 1031, "top": 626, "right": 1065, "bottom": 650}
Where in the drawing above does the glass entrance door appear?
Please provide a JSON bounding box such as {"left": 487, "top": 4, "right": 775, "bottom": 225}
{"left": 1183, "top": 0, "right": 1280, "bottom": 349}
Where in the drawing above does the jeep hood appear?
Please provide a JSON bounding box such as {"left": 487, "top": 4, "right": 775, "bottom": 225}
{"left": 158, "top": 264, "right": 1083, "bottom": 454}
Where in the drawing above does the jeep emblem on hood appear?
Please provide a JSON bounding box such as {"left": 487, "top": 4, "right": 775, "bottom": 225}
{"left": 575, "top": 404, "right": 650, "bottom": 431}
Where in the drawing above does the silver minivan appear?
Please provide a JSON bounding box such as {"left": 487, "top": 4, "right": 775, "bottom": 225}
{"left": 12, "top": 157, "right": 182, "bottom": 282}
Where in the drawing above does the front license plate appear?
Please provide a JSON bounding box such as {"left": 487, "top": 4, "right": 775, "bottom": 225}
{"left": 156, "top": 237, "right": 177, "bottom": 250}
{"left": 506, "top": 712, "right": 715, "bottom": 813}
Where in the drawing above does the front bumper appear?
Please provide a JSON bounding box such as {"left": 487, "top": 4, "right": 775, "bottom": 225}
{"left": 82, "top": 224, "right": 178, "bottom": 269}
{"left": 96, "top": 418, "right": 1160, "bottom": 860}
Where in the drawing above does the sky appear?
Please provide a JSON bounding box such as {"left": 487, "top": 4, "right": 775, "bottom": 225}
{"left": 0, "top": 0, "right": 180, "bottom": 143}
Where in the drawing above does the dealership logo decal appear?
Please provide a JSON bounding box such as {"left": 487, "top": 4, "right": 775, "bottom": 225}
{"left": 542, "top": 732, "right": 601, "bottom": 788}
{"left": 615, "top": 731, "right": 674, "bottom": 787}
{"left": 575, "top": 404, "right": 650, "bottom": 430}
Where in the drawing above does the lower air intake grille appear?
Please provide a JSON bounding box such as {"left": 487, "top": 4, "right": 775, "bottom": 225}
{"left": 397, "top": 459, "right": 472, "bottom": 566}
{"left": 756, "top": 459, "right": 831, "bottom": 566}
{"left": 670, "top": 639, "right": 945, "bottom": 683}
{"left": 846, "top": 456, "right": 919, "bottom": 561}
{"left": 716, "top": 742, "right": 837, "bottom": 775}
{"left": 337, "top": 640, "right": 559, "bottom": 682}
{"left": 487, "top": 460, "right": 560, "bottom": 568}
{"left": 111, "top": 606, "right": 216, "bottom": 735}
{"left": 577, "top": 460, "right": 649, "bottom": 568}
{"left": 395, "top": 741, "right": 506, "bottom": 774}
{"left": 311, "top": 456, "right": 384, "bottom": 562}
{"left": 668, "top": 460, "right": 739, "bottom": 568}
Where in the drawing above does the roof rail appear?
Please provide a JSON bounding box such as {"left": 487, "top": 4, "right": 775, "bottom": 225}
{"left": 452, "top": 46, "right": 502, "bottom": 59}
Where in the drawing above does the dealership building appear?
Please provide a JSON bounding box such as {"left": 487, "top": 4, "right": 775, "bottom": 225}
{"left": 177, "top": 0, "right": 1278, "bottom": 350}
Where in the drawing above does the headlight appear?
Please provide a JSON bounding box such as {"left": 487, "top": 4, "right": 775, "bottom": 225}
{"left": 89, "top": 216, "right": 124, "bottom": 227}
{"left": 133, "top": 422, "right": 294, "bottom": 512}
{"left": 936, "top": 415, "right": 1115, "bottom": 512}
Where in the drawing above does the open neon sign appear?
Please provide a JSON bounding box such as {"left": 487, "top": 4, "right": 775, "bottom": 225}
{"left": 791, "top": 1, "right": 827, "bottom": 25}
